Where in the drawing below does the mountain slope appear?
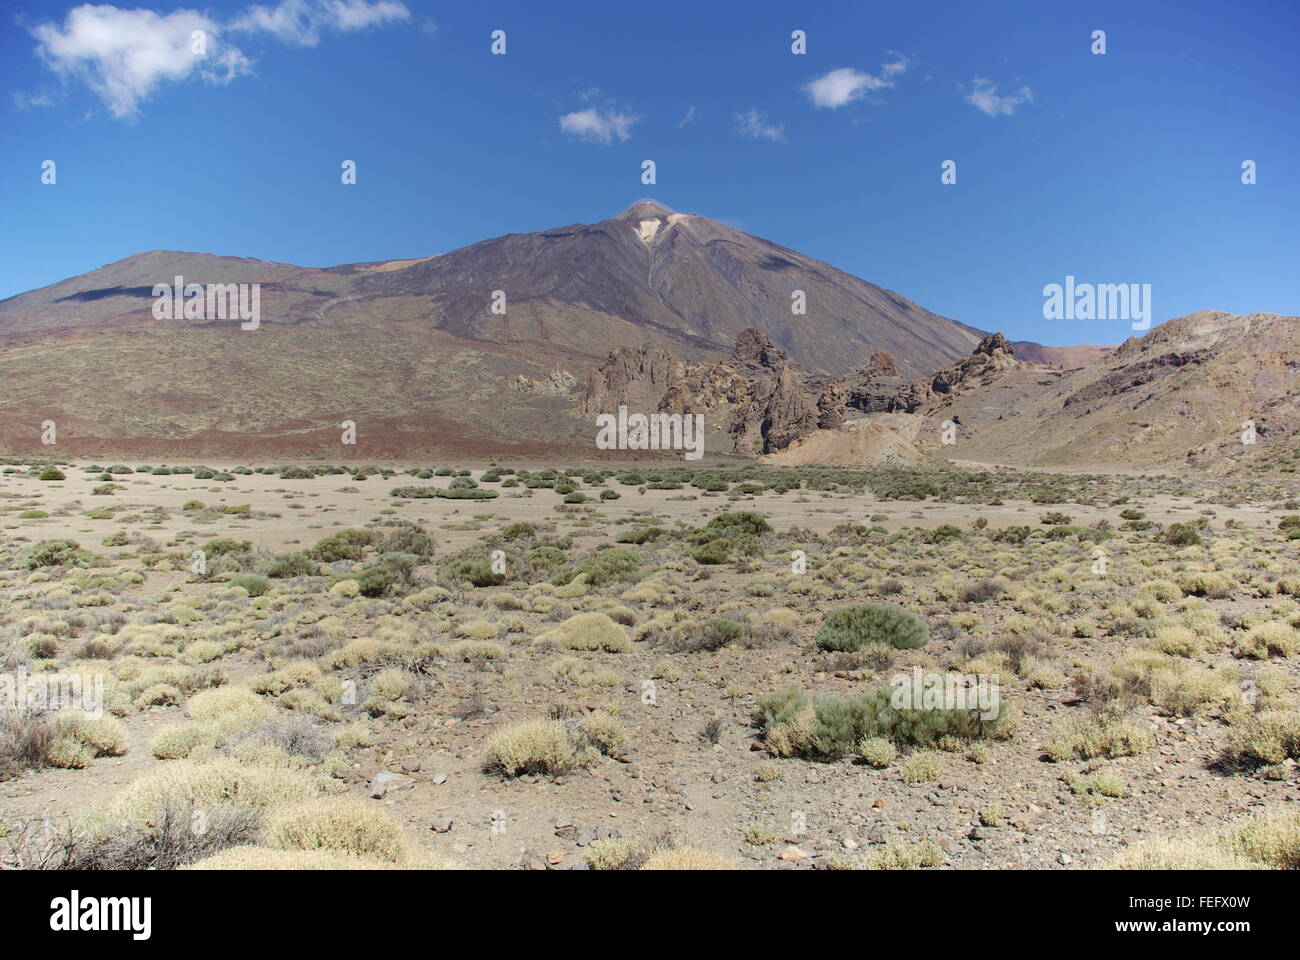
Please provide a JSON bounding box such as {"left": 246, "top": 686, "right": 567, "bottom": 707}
{"left": 0, "top": 202, "right": 990, "bottom": 456}
{"left": 912, "top": 311, "right": 1300, "bottom": 473}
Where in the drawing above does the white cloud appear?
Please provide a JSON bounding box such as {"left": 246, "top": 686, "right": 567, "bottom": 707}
{"left": 677, "top": 104, "right": 697, "bottom": 128}
{"left": 29, "top": 5, "right": 249, "bottom": 119}
{"left": 803, "top": 53, "right": 911, "bottom": 109}
{"left": 559, "top": 104, "right": 638, "bottom": 145}
{"left": 734, "top": 107, "right": 785, "bottom": 143}
{"left": 25, "top": 1, "right": 409, "bottom": 119}
{"left": 231, "top": 0, "right": 409, "bottom": 47}
{"left": 964, "top": 76, "right": 1033, "bottom": 117}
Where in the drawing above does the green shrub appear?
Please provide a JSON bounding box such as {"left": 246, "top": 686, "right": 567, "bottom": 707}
{"left": 815, "top": 604, "right": 929, "bottom": 652}
{"left": 25, "top": 539, "right": 84, "bottom": 569}
{"left": 439, "top": 550, "right": 506, "bottom": 587}
{"left": 659, "top": 618, "right": 748, "bottom": 653}
{"left": 308, "top": 529, "right": 381, "bottom": 563}
{"left": 691, "top": 540, "right": 730, "bottom": 565}
{"left": 435, "top": 487, "right": 498, "bottom": 500}
{"left": 759, "top": 686, "right": 1013, "bottom": 760}
{"left": 552, "top": 548, "right": 641, "bottom": 587}
{"left": 389, "top": 486, "right": 437, "bottom": 499}
{"left": 702, "top": 619, "right": 745, "bottom": 648}
{"left": 353, "top": 555, "right": 416, "bottom": 597}
{"left": 705, "top": 512, "right": 771, "bottom": 537}
{"left": 204, "top": 539, "right": 252, "bottom": 557}
{"left": 230, "top": 574, "right": 270, "bottom": 597}
{"left": 927, "top": 524, "right": 964, "bottom": 542}
{"left": 616, "top": 526, "right": 666, "bottom": 544}
{"left": 379, "top": 524, "right": 436, "bottom": 559}
{"left": 266, "top": 552, "right": 319, "bottom": 579}
{"left": 1161, "top": 523, "right": 1203, "bottom": 547}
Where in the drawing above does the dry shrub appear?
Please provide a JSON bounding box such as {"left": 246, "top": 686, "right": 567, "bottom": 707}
{"left": 0, "top": 709, "right": 55, "bottom": 778}
{"left": 113, "top": 759, "right": 318, "bottom": 826}
{"left": 1043, "top": 714, "right": 1154, "bottom": 761}
{"left": 484, "top": 719, "right": 576, "bottom": 776}
{"left": 186, "top": 845, "right": 456, "bottom": 870}
{"left": 640, "top": 846, "right": 732, "bottom": 870}
{"left": 264, "top": 798, "right": 404, "bottom": 862}
{"left": 869, "top": 838, "right": 946, "bottom": 870}
{"left": 537, "top": 612, "right": 631, "bottom": 653}
{"left": 1109, "top": 837, "right": 1256, "bottom": 870}
{"left": 4, "top": 801, "right": 258, "bottom": 870}
{"left": 1234, "top": 622, "right": 1299, "bottom": 660}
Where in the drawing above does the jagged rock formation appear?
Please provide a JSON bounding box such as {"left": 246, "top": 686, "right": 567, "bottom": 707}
{"left": 841, "top": 350, "right": 906, "bottom": 413}
{"left": 576, "top": 328, "right": 1025, "bottom": 456}
{"left": 578, "top": 345, "right": 682, "bottom": 416}
{"left": 578, "top": 328, "right": 838, "bottom": 455}
{"left": 730, "top": 364, "right": 823, "bottom": 454}
{"left": 890, "top": 333, "right": 1021, "bottom": 413}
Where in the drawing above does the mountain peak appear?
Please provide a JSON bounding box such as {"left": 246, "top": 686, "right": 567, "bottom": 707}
{"left": 616, "top": 199, "right": 676, "bottom": 220}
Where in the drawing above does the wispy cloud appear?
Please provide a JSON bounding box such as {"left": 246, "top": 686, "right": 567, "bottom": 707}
{"left": 559, "top": 99, "right": 639, "bottom": 145}
{"left": 230, "top": 0, "right": 409, "bottom": 46}
{"left": 677, "top": 104, "right": 697, "bottom": 128}
{"left": 803, "top": 53, "right": 910, "bottom": 109}
{"left": 964, "top": 76, "right": 1033, "bottom": 117}
{"left": 24, "top": 1, "right": 410, "bottom": 119}
{"left": 734, "top": 107, "right": 785, "bottom": 143}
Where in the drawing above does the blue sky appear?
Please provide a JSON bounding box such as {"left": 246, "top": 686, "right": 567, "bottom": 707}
{"left": 1, "top": 0, "right": 1296, "bottom": 344}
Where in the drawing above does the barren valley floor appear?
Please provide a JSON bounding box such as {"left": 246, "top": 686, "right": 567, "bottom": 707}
{"left": 2, "top": 458, "right": 1298, "bottom": 870}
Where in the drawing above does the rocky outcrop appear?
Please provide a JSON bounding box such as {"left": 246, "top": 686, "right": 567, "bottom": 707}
{"left": 891, "top": 333, "right": 1019, "bottom": 412}
{"left": 576, "top": 328, "right": 1025, "bottom": 455}
{"left": 731, "top": 327, "right": 792, "bottom": 370}
{"left": 578, "top": 345, "right": 682, "bottom": 415}
{"left": 1062, "top": 350, "right": 1209, "bottom": 411}
{"left": 577, "top": 328, "right": 836, "bottom": 454}
{"left": 841, "top": 350, "right": 906, "bottom": 413}
{"left": 729, "top": 363, "right": 823, "bottom": 454}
